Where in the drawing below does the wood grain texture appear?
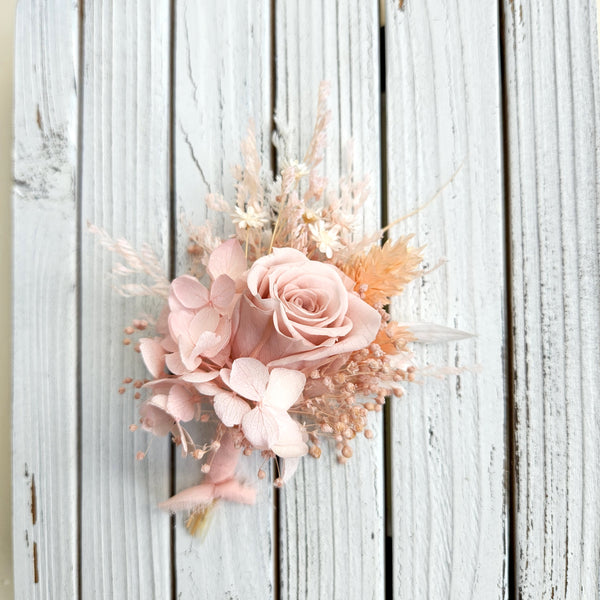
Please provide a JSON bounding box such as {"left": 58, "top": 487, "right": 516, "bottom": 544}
{"left": 12, "top": 1, "right": 79, "bottom": 597}
{"left": 173, "top": 2, "right": 275, "bottom": 598}
{"left": 79, "top": 2, "right": 172, "bottom": 597}
{"left": 384, "top": 1, "right": 507, "bottom": 598}
{"left": 275, "top": 2, "right": 385, "bottom": 598}
{"left": 503, "top": 1, "right": 600, "bottom": 597}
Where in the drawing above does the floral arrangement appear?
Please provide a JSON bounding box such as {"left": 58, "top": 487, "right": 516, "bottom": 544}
{"left": 93, "top": 82, "right": 467, "bottom": 531}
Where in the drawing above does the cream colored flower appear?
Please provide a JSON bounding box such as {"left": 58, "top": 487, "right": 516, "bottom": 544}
{"left": 282, "top": 159, "right": 310, "bottom": 180}
{"left": 308, "top": 220, "right": 342, "bottom": 259}
{"left": 302, "top": 207, "right": 322, "bottom": 224}
{"left": 232, "top": 205, "right": 269, "bottom": 229}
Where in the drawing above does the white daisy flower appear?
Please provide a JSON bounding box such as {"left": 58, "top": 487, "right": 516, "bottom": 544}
{"left": 232, "top": 205, "right": 269, "bottom": 230}
{"left": 308, "top": 220, "right": 342, "bottom": 259}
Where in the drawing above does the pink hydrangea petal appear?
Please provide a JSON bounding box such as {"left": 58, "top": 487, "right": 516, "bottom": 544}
{"left": 180, "top": 371, "right": 219, "bottom": 383}
{"left": 177, "top": 332, "right": 209, "bottom": 372}
{"left": 141, "top": 378, "right": 175, "bottom": 393}
{"left": 268, "top": 411, "right": 308, "bottom": 458}
{"left": 207, "top": 342, "right": 231, "bottom": 367}
{"left": 193, "top": 381, "right": 222, "bottom": 395}
{"left": 190, "top": 331, "right": 221, "bottom": 358}
{"left": 280, "top": 457, "right": 301, "bottom": 484}
{"left": 171, "top": 275, "right": 210, "bottom": 309}
{"left": 158, "top": 483, "right": 216, "bottom": 512}
{"left": 139, "top": 338, "right": 166, "bottom": 379}
{"left": 168, "top": 309, "right": 194, "bottom": 342}
{"left": 160, "top": 334, "right": 177, "bottom": 353}
{"left": 263, "top": 368, "right": 306, "bottom": 412}
{"left": 229, "top": 357, "right": 269, "bottom": 402}
{"left": 165, "top": 350, "right": 195, "bottom": 375}
{"left": 139, "top": 396, "right": 173, "bottom": 437}
{"left": 213, "top": 392, "right": 251, "bottom": 427}
{"left": 168, "top": 385, "right": 196, "bottom": 422}
{"left": 207, "top": 239, "right": 246, "bottom": 281}
{"left": 189, "top": 307, "right": 220, "bottom": 339}
{"left": 205, "top": 318, "right": 232, "bottom": 358}
{"left": 219, "top": 368, "right": 231, "bottom": 388}
{"left": 241, "top": 407, "right": 279, "bottom": 450}
{"left": 179, "top": 371, "right": 221, "bottom": 394}
{"left": 210, "top": 274, "right": 236, "bottom": 313}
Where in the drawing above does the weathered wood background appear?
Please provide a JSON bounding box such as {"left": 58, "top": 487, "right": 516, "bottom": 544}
{"left": 12, "top": 1, "right": 599, "bottom": 598}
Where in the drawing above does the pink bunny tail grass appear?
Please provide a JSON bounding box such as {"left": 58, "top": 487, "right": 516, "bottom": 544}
{"left": 158, "top": 480, "right": 256, "bottom": 513}
{"left": 88, "top": 222, "right": 170, "bottom": 298}
{"left": 159, "top": 480, "right": 257, "bottom": 537}
{"left": 159, "top": 484, "right": 216, "bottom": 513}
{"left": 158, "top": 430, "right": 256, "bottom": 534}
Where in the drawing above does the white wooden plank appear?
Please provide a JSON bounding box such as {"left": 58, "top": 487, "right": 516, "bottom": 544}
{"left": 79, "top": 2, "right": 172, "bottom": 597}
{"left": 12, "top": 2, "right": 79, "bottom": 597}
{"left": 173, "top": 2, "right": 275, "bottom": 598}
{"left": 385, "top": 1, "right": 507, "bottom": 598}
{"left": 503, "top": 1, "right": 600, "bottom": 597}
{"left": 275, "top": 2, "right": 385, "bottom": 598}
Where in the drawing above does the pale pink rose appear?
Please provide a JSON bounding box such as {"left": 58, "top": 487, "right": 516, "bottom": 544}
{"left": 231, "top": 247, "right": 381, "bottom": 371}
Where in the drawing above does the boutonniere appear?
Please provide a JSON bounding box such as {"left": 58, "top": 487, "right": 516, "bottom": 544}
{"left": 92, "top": 82, "right": 470, "bottom": 532}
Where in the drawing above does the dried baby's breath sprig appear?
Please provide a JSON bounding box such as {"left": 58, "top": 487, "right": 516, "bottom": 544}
{"left": 88, "top": 223, "right": 170, "bottom": 298}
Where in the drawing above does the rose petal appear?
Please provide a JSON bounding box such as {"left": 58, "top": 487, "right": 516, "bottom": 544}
{"left": 230, "top": 296, "right": 275, "bottom": 359}
{"left": 267, "top": 294, "right": 381, "bottom": 371}
{"left": 213, "top": 392, "right": 251, "bottom": 427}
{"left": 229, "top": 357, "right": 269, "bottom": 402}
